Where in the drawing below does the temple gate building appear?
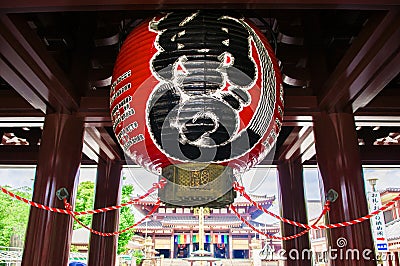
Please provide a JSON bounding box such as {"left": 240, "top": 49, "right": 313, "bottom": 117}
{"left": 133, "top": 193, "right": 280, "bottom": 259}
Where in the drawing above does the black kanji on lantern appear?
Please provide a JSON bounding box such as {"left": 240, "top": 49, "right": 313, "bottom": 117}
{"left": 147, "top": 11, "right": 267, "bottom": 163}
{"left": 150, "top": 11, "right": 256, "bottom": 92}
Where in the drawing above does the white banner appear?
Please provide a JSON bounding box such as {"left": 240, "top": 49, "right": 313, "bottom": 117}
{"left": 368, "top": 192, "right": 389, "bottom": 252}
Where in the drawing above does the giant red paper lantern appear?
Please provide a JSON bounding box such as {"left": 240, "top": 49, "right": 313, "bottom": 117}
{"left": 111, "top": 11, "right": 283, "bottom": 207}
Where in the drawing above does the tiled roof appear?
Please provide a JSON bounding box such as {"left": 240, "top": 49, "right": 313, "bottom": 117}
{"left": 242, "top": 220, "right": 280, "bottom": 231}
{"left": 386, "top": 219, "right": 400, "bottom": 241}
{"left": 234, "top": 195, "right": 275, "bottom": 205}
{"left": 135, "top": 215, "right": 280, "bottom": 232}
{"left": 132, "top": 192, "right": 159, "bottom": 204}
{"left": 135, "top": 220, "right": 163, "bottom": 229}
{"left": 380, "top": 188, "right": 400, "bottom": 194}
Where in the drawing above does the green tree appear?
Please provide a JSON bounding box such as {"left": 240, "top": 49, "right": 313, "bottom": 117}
{"left": 73, "top": 181, "right": 136, "bottom": 254}
{"left": 0, "top": 181, "right": 137, "bottom": 254}
{"left": 0, "top": 186, "right": 32, "bottom": 247}
{"left": 73, "top": 181, "right": 95, "bottom": 230}
{"left": 117, "top": 184, "right": 136, "bottom": 254}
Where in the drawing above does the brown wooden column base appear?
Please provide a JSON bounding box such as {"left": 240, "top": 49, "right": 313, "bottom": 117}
{"left": 314, "top": 112, "right": 375, "bottom": 266}
{"left": 22, "top": 113, "right": 84, "bottom": 266}
{"left": 278, "top": 158, "right": 311, "bottom": 266}
{"left": 87, "top": 158, "right": 122, "bottom": 266}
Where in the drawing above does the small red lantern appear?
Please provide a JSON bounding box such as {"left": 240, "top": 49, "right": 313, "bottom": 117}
{"left": 111, "top": 11, "right": 283, "bottom": 207}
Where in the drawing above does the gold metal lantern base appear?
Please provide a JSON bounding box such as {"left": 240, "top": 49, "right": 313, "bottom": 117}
{"left": 158, "top": 163, "right": 236, "bottom": 208}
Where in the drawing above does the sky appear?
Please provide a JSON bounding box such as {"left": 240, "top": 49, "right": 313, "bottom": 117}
{"left": 1, "top": 164, "right": 399, "bottom": 224}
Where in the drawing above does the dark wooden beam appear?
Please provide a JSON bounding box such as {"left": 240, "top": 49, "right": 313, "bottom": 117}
{"left": 0, "top": 14, "right": 79, "bottom": 113}
{"left": 277, "top": 127, "right": 301, "bottom": 161}
{"left": 0, "top": 145, "right": 99, "bottom": 165}
{"left": 359, "top": 145, "right": 400, "bottom": 165}
{"left": 354, "top": 94, "right": 400, "bottom": 126}
{"left": 304, "top": 144, "right": 400, "bottom": 165}
{"left": 0, "top": 0, "right": 398, "bottom": 13}
{"left": 84, "top": 127, "right": 122, "bottom": 161}
{"left": 79, "top": 92, "right": 400, "bottom": 127}
{"left": 97, "top": 127, "right": 123, "bottom": 160}
{"left": 0, "top": 15, "right": 124, "bottom": 162}
{"left": 0, "top": 90, "right": 317, "bottom": 127}
{"left": 1, "top": 91, "right": 397, "bottom": 127}
{"left": 318, "top": 9, "right": 400, "bottom": 112}
{"left": 68, "top": 13, "right": 97, "bottom": 97}
{"left": 284, "top": 95, "right": 319, "bottom": 115}
{"left": 277, "top": 126, "right": 314, "bottom": 162}
{"left": 79, "top": 91, "right": 112, "bottom": 127}
{"left": 1, "top": 143, "right": 398, "bottom": 165}
{"left": 282, "top": 95, "right": 319, "bottom": 126}
{"left": 0, "top": 55, "right": 48, "bottom": 113}
{"left": 79, "top": 93, "right": 322, "bottom": 127}
{"left": 0, "top": 145, "right": 39, "bottom": 165}
{"left": 358, "top": 95, "right": 400, "bottom": 113}
{"left": 0, "top": 90, "right": 43, "bottom": 117}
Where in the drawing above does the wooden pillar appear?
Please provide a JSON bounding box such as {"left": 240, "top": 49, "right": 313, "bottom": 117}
{"left": 395, "top": 252, "right": 399, "bottom": 266}
{"left": 277, "top": 158, "right": 311, "bottom": 266}
{"left": 87, "top": 158, "right": 122, "bottom": 266}
{"left": 313, "top": 112, "right": 375, "bottom": 266}
{"left": 22, "top": 113, "right": 84, "bottom": 266}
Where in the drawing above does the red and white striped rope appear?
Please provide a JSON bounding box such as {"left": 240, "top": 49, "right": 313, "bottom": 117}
{"left": 232, "top": 181, "right": 400, "bottom": 230}
{"left": 0, "top": 178, "right": 167, "bottom": 216}
{"left": 64, "top": 198, "right": 161, "bottom": 237}
{"left": 318, "top": 196, "right": 399, "bottom": 229}
{"left": 230, "top": 200, "right": 329, "bottom": 241}
{"left": 0, "top": 186, "right": 69, "bottom": 214}
{"left": 72, "top": 178, "right": 167, "bottom": 216}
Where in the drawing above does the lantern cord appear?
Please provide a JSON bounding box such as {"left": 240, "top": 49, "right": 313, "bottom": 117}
{"left": 232, "top": 181, "right": 400, "bottom": 230}
{"left": 0, "top": 178, "right": 167, "bottom": 216}
{"left": 64, "top": 198, "right": 161, "bottom": 237}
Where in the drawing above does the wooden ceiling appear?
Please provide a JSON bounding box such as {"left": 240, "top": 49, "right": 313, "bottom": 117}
{"left": 1, "top": 1, "right": 399, "bottom": 166}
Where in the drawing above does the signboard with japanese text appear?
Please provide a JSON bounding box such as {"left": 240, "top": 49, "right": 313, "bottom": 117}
{"left": 368, "top": 192, "right": 389, "bottom": 252}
